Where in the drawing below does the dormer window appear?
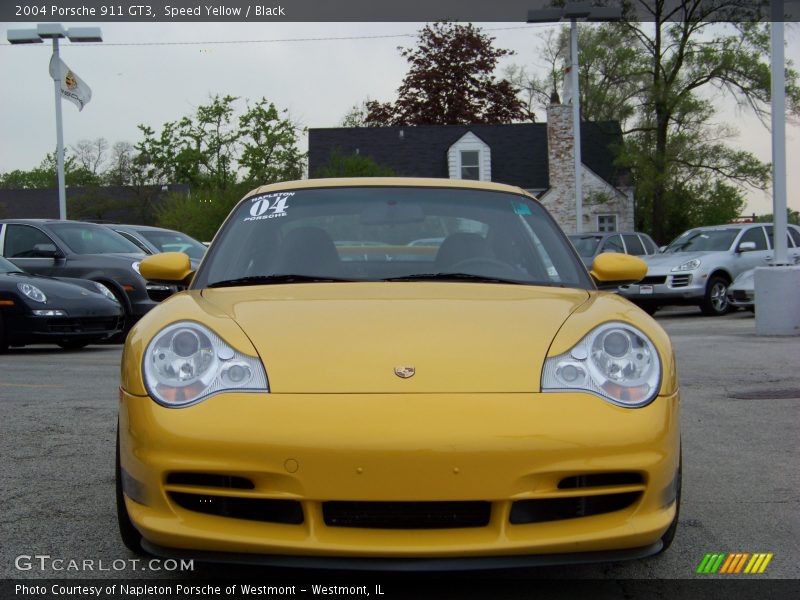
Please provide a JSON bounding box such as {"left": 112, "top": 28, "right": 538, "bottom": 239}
{"left": 460, "top": 151, "right": 480, "bottom": 180}
{"left": 448, "top": 132, "right": 491, "bottom": 182}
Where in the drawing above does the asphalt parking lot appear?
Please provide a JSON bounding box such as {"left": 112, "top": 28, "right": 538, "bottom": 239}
{"left": 1, "top": 307, "right": 798, "bottom": 586}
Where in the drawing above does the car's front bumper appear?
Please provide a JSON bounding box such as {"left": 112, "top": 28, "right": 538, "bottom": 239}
{"left": 727, "top": 288, "right": 754, "bottom": 308}
{"left": 5, "top": 311, "right": 123, "bottom": 345}
{"left": 618, "top": 271, "right": 705, "bottom": 303}
{"left": 119, "top": 389, "right": 680, "bottom": 560}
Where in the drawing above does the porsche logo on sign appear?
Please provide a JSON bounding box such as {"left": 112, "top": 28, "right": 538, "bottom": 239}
{"left": 394, "top": 366, "right": 415, "bottom": 379}
{"left": 65, "top": 71, "right": 78, "bottom": 91}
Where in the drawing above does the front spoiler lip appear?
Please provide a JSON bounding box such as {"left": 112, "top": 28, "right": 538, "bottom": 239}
{"left": 141, "top": 539, "right": 663, "bottom": 572}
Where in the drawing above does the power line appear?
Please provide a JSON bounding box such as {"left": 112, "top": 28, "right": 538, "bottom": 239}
{"left": 0, "top": 24, "right": 553, "bottom": 48}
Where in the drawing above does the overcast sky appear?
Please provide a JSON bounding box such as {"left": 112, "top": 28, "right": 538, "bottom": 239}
{"left": 1, "top": 21, "right": 797, "bottom": 217}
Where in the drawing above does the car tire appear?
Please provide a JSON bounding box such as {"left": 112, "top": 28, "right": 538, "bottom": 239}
{"left": 657, "top": 451, "right": 682, "bottom": 554}
{"left": 700, "top": 275, "right": 730, "bottom": 316}
{"left": 101, "top": 282, "right": 131, "bottom": 344}
{"left": 57, "top": 340, "right": 90, "bottom": 351}
{"left": 116, "top": 425, "right": 146, "bottom": 555}
{"left": 635, "top": 302, "right": 660, "bottom": 316}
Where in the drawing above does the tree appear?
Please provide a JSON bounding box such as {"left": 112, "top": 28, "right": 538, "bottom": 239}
{"left": 67, "top": 186, "right": 132, "bottom": 221}
{"left": 136, "top": 95, "right": 306, "bottom": 192}
{"left": 315, "top": 149, "right": 396, "bottom": 178}
{"left": 515, "top": 2, "right": 798, "bottom": 243}
{"left": 364, "top": 22, "right": 526, "bottom": 126}
{"left": 238, "top": 99, "right": 306, "bottom": 185}
{"left": 155, "top": 186, "right": 248, "bottom": 242}
{"left": 507, "top": 24, "right": 643, "bottom": 128}
{"left": 139, "top": 95, "right": 306, "bottom": 237}
{"left": 0, "top": 150, "right": 99, "bottom": 189}
{"left": 104, "top": 141, "right": 136, "bottom": 186}
{"left": 340, "top": 98, "right": 377, "bottom": 127}
{"left": 72, "top": 138, "right": 109, "bottom": 177}
{"left": 755, "top": 209, "right": 800, "bottom": 226}
{"left": 136, "top": 94, "right": 241, "bottom": 191}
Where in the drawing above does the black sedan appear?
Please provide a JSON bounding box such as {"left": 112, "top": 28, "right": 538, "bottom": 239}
{"left": 0, "top": 257, "right": 123, "bottom": 351}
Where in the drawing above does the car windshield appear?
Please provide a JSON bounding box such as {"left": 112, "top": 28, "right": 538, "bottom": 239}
{"left": 193, "top": 186, "right": 592, "bottom": 290}
{"left": 664, "top": 229, "right": 739, "bottom": 253}
{"left": 138, "top": 230, "right": 207, "bottom": 259}
{"left": 0, "top": 256, "right": 24, "bottom": 274}
{"left": 50, "top": 223, "right": 143, "bottom": 255}
{"left": 567, "top": 234, "right": 603, "bottom": 258}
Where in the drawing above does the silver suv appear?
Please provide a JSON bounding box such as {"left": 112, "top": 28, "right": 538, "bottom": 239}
{"left": 618, "top": 223, "right": 800, "bottom": 316}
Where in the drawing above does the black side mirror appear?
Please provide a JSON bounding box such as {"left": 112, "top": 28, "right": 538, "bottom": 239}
{"left": 32, "top": 243, "right": 62, "bottom": 258}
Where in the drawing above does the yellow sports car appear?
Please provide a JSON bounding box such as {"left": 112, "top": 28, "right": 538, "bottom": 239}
{"left": 117, "top": 178, "right": 680, "bottom": 568}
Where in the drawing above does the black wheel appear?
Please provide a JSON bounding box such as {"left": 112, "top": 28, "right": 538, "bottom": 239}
{"left": 635, "top": 302, "right": 660, "bottom": 316}
{"left": 116, "top": 426, "right": 146, "bottom": 555}
{"left": 102, "top": 282, "right": 131, "bottom": 344}
{"left": 0, "top": 312, "right": 8, "bottom": 353}
{"left": 700, "top": 275, "right": 730, "bottom": 316}
{"left": 657, "top": 451, "right": 682, "bottom": 554}
{"left": 57, "top": 340, "right": 90, "bottom": 351}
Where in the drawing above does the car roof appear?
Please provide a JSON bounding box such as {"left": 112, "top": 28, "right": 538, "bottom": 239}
{"left": 1, "top": 218, "right": 109, "bottom": 226}
{"left": 107, "top": 224, "right": 174, "bottom": 233}
{"left": 245, "top": 177, "right": 533, "bottom": 199}
{"left": 568, "top": 231, "right": 650, "bottom": 236}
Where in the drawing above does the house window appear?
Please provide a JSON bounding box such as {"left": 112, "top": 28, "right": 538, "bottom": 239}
{"left": 597, "top": 215, "right": 617, "bottom": 232}
{"left": 460, "top": 151, "right": 480, "bottom": 180}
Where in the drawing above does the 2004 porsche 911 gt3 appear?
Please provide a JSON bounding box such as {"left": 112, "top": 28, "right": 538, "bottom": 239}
{"left": 117, "top": 178, "right": 680, "bottom": 569}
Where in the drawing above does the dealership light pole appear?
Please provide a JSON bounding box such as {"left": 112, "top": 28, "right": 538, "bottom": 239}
{"left": 755, "top": 0, "right": 799, "bottom": 336}
{"left": 7, "top": 24, "right": 102, "bottom": 221}
{"left": 527, "top": 3, "right": 622, "bottom": 233}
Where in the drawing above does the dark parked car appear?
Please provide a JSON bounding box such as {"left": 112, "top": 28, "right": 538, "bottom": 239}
{"left": 568, "top": 231, "right": 660, "bottom": 268}
{"left": 0, "top": 256, "right": 123, "bottom": 351}
{"left": 0, "top": 219, "right": 172, "bottom": 333}
{"left": 105, "top": 224, "right": 206, "bottom": 270}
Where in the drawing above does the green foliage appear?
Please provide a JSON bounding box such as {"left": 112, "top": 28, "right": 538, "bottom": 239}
{"left": 0, "top": 150, "right": 100, "bottom": 189}
{"left": 67, "top": 186, "right": 133, "bottom": 221}
{"left": 365, "top": 22, "right": 526, "bottom": 125}
{"left": 754, "top": 209, "right": 800, "bottom": 226}
{"left": 155, "top": 183, "right": 252, "bottom": 242}
{"left": 315, "top": 149, "right": 396, "bottom": 178}
{"left": 238, "top": 99, "right": 306, "bottom": 186}
{"left": 136, "top": 95, "right": 306, "bottom": 192}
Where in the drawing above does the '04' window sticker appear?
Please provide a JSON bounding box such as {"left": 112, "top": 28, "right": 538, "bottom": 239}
{"left": 243, "top": 192, "right": 293, "bottom": 222}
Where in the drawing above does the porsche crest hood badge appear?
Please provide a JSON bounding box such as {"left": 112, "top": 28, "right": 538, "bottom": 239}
{"left": 394, "top": 366, "right": 415, "bottom": 379}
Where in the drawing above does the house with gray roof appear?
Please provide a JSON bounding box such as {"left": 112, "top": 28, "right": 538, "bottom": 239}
{"left": 308, "top": 101, "right": 634, "bottom": 234}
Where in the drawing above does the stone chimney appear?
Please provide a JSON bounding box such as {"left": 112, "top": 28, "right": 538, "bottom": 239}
{"left": 545, "top": 101, "right": 577, "bottom": 232}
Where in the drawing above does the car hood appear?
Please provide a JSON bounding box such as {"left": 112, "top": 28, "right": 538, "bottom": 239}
{"left": 196, "top": 282, "right": 591, "bottom": 394}
{"left": 1, "top": 272, "right": 109, "bottom": 302}
{"left": 643, "top": 251, "right": 708, "bottom": 268}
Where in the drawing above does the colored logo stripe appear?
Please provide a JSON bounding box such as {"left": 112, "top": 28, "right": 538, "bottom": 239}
{"left": 697, "top": 552, "right": 773, "bottom": 574}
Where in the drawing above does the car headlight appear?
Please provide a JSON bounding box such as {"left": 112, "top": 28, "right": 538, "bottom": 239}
{"left": 94, "top": 282, "right": 118, "bottom": 302}
{"left": 17, "top": 282, "right": 47, "bottom": 303}
{"left": 132, "top": 261, "right": 141, "bottom": 274}
{"left": 671, "top": 258, "right": 700, "bottom": 272}
{"left": 542, "top": 322, "right": 661, "bottom": 407}
{"left": 142, "top": 321, "right": 268, "bottom": 408}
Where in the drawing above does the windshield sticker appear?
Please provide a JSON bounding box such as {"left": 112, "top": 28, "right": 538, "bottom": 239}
{"left": 511, "top": 201, "right": 532, "bottom": 215}
{"left": 243, "top": 192, "right": 293, "bottom": 222}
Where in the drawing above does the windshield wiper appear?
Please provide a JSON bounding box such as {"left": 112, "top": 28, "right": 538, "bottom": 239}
{"left": 381, "top": 272, "right": 528, "bottom": 285}
{"left": 208, "top": 274, "right": 352, "bottom": 288}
